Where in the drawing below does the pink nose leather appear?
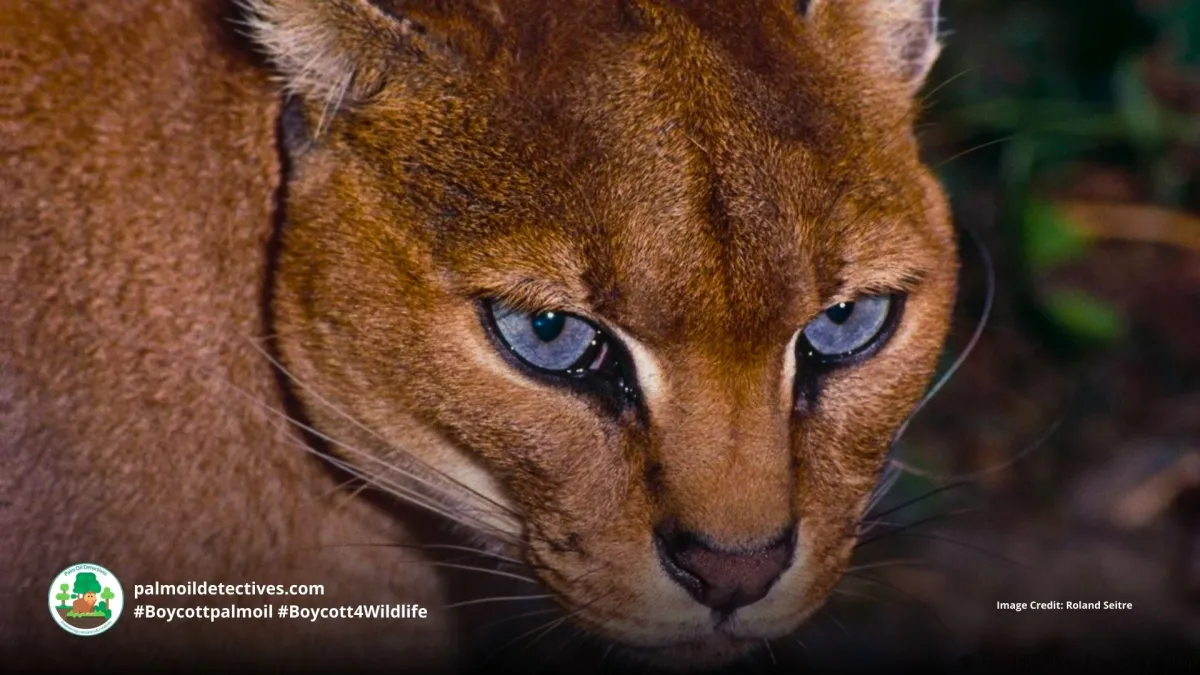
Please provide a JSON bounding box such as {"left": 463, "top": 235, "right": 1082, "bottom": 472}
{"left": 655, "top": 523, "right": 795, "bottom": 612}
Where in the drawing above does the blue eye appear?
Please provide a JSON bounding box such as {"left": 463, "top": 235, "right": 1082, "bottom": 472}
{"left": 490, "top": 303, "right": 603, "bottom": 372}
{"left": 801, "top": 295, "right": 893, "bottom": 359}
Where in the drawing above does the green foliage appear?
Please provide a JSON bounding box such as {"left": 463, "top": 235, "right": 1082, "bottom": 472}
{"left": 66, "top": 610, "right": 105, "bottom": 618}
{"left": 1041, "top": 288, "right": 1126, "bottom": 344}
{"left": 927, "top": 0, "right": 1197, "bottom": 350}
{"left": 72, "top": 572, "right": 102, "bottom": 596}
{"left": 54, "top": 583, "right": 72, "bottom": 607}
{"left": 1146, "top": 1, "right": 1200, "bottom": 68}
{"left": 1021, "top": 200, "right": 1090, "bottom": 271}
{"left": 1114, "top": 56, "right": 1165, "bottom": 153}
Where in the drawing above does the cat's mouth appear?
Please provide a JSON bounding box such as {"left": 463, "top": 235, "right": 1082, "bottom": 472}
{"left": 520, "top": 524, "right": 829, "bottom": 670}
{"left": 557, "top": 599, "right": 813, "bottom": 671}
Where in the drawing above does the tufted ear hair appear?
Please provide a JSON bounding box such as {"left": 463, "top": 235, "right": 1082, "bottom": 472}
{"left": 802, "top": 0, "right": 943, "bottom": 95}
{"left": 240, "top": 0, "right": 434, "bottom": 123}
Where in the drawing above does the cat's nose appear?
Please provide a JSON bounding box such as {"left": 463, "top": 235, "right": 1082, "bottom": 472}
{"left": 655, "top": 521, "right": 795, "bottom": 612}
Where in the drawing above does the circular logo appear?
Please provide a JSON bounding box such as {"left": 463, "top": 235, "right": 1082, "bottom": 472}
{"left": 48, "top": 563, "right": 123, "bottom": 636}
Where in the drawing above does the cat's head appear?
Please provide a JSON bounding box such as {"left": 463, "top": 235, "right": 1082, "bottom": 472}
{"left": 251, "top": 0, "right": 955, "bottom": 667}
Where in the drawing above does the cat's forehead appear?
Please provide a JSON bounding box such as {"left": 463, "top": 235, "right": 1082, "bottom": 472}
{"left": 386, "top": 0, "right": 938, "bottom": 353}
{"left": 575, "top": 111, "right": 832, "bottom": 352}
{"left": 432, "top": 116, "right": 927, "bottom": 362}
{"left": 569, "top": 137, "right": 924, "bottom": 357}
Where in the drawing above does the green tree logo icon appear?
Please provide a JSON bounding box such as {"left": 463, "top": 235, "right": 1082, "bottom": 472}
{"left": 48, "top": 564, "right": 123, "bottom": 636}
{"left": 54, "top": 584, "right": 71, "bottom": 609}
{"left": 73, "top": 572, "right": 102, "bottom": 599}
{"left": 98, "top": 586, "right": 115, "bottom": 618}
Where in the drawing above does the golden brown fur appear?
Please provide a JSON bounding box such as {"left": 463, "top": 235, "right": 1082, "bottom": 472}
{"left": 2, "top": 0, "right": 956, "bottom": 671}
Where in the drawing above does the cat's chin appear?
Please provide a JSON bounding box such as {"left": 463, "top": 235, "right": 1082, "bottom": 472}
{"left": 608, "top": 632, "right": 762, "bottom": 672}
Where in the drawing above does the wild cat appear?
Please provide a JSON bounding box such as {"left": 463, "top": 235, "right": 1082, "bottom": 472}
{"left": 2, "top": 0, "right": 954, "bottom": 671}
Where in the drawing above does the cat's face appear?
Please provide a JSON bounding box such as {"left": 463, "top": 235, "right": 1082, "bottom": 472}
{"left": 258, "top": 0, "right": 954, "bottom": 667}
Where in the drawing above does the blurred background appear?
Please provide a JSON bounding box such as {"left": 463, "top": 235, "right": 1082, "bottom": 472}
{"left": 797, "top": 0, "right": 1200, "bottom": 668}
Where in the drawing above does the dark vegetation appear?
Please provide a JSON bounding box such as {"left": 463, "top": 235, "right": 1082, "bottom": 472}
{"left": 811, "top": 0, "right": 1200, "bottom": 668}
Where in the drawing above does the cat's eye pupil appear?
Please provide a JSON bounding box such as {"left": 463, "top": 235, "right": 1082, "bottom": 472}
{"left": 531, "top": 311, "right": 566, "bottom": 342}
{"left": 486, "top": 301, "right": 637, "bottom": 408}
{"left": 825, "top": 302, "right": 854, "bottom": 325}
{"left": 798, "top": 294, "right": 896, "bottom": 365}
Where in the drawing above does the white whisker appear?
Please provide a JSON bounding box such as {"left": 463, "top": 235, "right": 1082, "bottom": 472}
{"left": 188, "top": 359, "right": 521, "bottom": 543}
{"left": 443, "top": 593, "right": 555, "bottom": 610}
{"left": 889, "top": 224, "right": 995, "bottom": 479}
{"left": 241, "top": 335, "right": 520, "bottom": 518}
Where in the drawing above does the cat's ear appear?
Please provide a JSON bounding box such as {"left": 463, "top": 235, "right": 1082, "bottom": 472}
{"left": 801, "top": 0, "right": 943, "bottom": 94}
{"left": 240, "top": 0, "right": 436, "bottom": 113}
